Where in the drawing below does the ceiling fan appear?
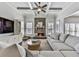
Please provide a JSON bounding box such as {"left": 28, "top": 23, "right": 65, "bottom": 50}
{"left": 34, "top": 2, "right": 47, "bottom": 14}
{"left": 17, "top": 2, "right": 62, "bottom": 14}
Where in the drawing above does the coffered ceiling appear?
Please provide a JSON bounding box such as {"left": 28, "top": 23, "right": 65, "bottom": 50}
{"left": 7, "top": 2, "right": 70, "bottom": 9}
{"left": 7, "top": 2, "right": 72, "bottom": 15}
{"left": 5, "top": 2, "right": 79, "bottom": 20}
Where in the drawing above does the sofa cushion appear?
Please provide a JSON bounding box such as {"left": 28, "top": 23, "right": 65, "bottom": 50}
{"left": 14, "top": 34, "right": 22, "bottom": 44}
{"left": 50, "top": 33, "right": 60, "bottom": 40}
{"left": 0, "top": 41, "right": 9, "bottom": 48}
{"left": 38, "top": 51, "right": 63, "bottom": 57}
{"left": 26, "top": 50, "right": 39, "bottom": 57}
{"left": 65, "top": 35, "right": 79, "bottom": 48}
{"left": 0, "top": 36, "right": 14, "bottom": 43}
{"left": 17, "top": 44, "right": 26, "bottom": 57}
{"left": 59, "top": 34, "right": 69, "bottom": 42}
{"left": 61, "top": 51, "right": 79, "bottom": 57}
{"left": 50, "top": 39, "right": 62, "bottom": 43}
{"left": 74, "top": 43, "right": 79, "bottom": 53}
{"left": 51, "top": 43, "right": 74, "bottom": 51}
{"left": 47, "top": 39, "right": 61, "bottom": 50}
{"left": 47, "top": 39, "right": 62, "bottom": 46}
{"left": 0, "top": 44, "right": 21, "bottom": 57}
{"left": 0, "top": 34, "right": 22, "bottom": 44}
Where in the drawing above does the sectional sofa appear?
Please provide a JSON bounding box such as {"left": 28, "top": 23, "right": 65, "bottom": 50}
{"left": 0, "top": 33, "right": 26, "bottom": 57}
{"left": 35, "top": 33, "right": 79, "bottom": 57}
{"left": 0, "top": 33, "right": 79, "bottom": 57}
{"left": 0, "top": 44, "right": 26, "bottom": 57}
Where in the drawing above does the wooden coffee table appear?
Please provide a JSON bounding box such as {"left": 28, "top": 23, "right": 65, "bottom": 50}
{"left": 22, "top": 39, "right": 52, "bottom": 56}
{"left": 27, "top": 40, "right": 41, "bottom": 50}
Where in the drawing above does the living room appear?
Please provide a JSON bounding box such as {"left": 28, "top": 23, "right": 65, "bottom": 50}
{"left": 0, "top": 0, "right": 79, "bottom": 58}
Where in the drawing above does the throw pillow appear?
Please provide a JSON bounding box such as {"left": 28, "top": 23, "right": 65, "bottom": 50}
{"left": 59, "top": 34, "right": 69, "bottom": 42}
{"left": 50, "top": 33, "right": 60, "bottom": 40}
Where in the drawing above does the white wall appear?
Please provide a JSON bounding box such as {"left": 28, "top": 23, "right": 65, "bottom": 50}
{"left": 0, "top": 2, "right": 18, "bottom": 20}
{"left": 64, "top": 16, "right": 79, "bottom": 23}
{"left": 14, "top": 20, "right": 21, "bottom": 35}
{"left": 0, "top": 2, "right": 21, "bottom": 36}
{"left": 46, "top": 13, "right": 56, "bottom": 35}
{"left": 24, "top": 13, "right": 56, "bottom": 36}
{"left": 24, "top": 13, "right": 35, "bottom": 36}
{"left": 57, "top": 3, "right": 79, "bottom": 33}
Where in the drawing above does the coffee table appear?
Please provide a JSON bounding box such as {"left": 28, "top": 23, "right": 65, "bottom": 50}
{"left": 27, "top": 40, "right": 41, "bottom": 50}
{"left": 22, "top": 39, "right": 52, "bottom": 56}
{"left": 22, "top": 39, "right": 52, "bottom": 51}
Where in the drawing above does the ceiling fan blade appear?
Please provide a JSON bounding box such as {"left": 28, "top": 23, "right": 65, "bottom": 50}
{"left": 49, "top": 8, "right": 62, "bottom": 10}
{"left": 38, "top": 2, "right": 41, "bottom": 5}
{"left": 37, "top": 11, "right": 40, "bottom": 14}
{"left": 42, "top": 9, "right": 46, "bottom": 13}
{"left": 17, "top": 7, "right": 30, "bottom": 9}
{"left": 42, "top": 4, "right": 47, "bottom": 8}
{"left": 34, "top": 2, "right": 39, "bottom": 7}
{"left": 33, "top": 7, "right": 38, "bottom": 10}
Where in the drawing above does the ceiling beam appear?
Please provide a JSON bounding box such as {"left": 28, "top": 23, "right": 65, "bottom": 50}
{"left": 28, "top": 2, "right": 35, "bottom": 15}
{"left": 17, "top": 7, "right": 62, "bottom": 10}
{"left": 46, "top": 2, "right": 51, "bottom": 15}
{"left": 6, "top": 2, "right": 18, "bottom": 12}
{"left": 28, "top": 2, "right": 33, "bottom": 9}
{"left": 58, "top": 2, "right": 79, "bottom": 19}
{"left": 5, "top": 2, "right": 22, "bottom": 20}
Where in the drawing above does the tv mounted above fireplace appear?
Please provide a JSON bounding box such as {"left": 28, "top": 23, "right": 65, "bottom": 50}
{"left": 0, "top": 17, "right": 14, "bottom": 34}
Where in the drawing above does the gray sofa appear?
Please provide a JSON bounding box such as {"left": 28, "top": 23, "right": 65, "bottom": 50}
{"left": 33, "top": 33, "right": 79, "bottom": 57}
{"left": 35, "top": 51, "right": 79, "bottom": 57}
{"left": 0, "top": 44, "right": 26, "bottom": 57}
{"left": 47, "top": 33, "right": 79, "bottom": 57}
{"left": 47, "top": 33, "right": 79, "bottom": 51}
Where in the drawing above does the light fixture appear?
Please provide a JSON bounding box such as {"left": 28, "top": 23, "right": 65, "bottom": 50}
{"left": 37, "top": 8, "right": 41, "bottom": 12}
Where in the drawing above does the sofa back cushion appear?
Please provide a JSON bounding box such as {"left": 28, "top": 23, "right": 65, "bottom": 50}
{"left": 0, "top": 35, "right": 15, "bottom": 44}
{"left": 0, "top": 44, "right": 21, "bottom": 57}
{"left": 59, "top": 34, "right": 69, "bottom": 42}
{"left": 50, "top": 33, "right": 60, "bottom": 40}
{"left": 74, "top": 43, "right": 79, "bottom": 53}
{"left": 0, "top": 35, "right": 22, "bottom": 44}
{"left": 17, "top": 44, "right": 26, "bottom": 57}
{"left": 0, "top": 41, "right": 10, "bottom": 49}
{"left": 65, "top": 35, "right": 79, "bottom": 48}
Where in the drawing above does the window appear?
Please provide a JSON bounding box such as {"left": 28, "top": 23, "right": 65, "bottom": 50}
{"left": 76, "top": 24, "right": 79, "bottom": 36}
{"left": 70, "top": 23, "right": 75, "bottom": 35}
{"left": 47, "top": 23, "right": 54, "bottom": 35}
{"left": 56, "top": 20, "right": 60, "bottom": 33}
{"left": 26, "top": 22, "right": 32, "bottom": 34}
{"left": 65, "top": 23, "right": 79, "bottom": 37}
{"left": 65, "top": 23, "right": 69, "bottom": 34}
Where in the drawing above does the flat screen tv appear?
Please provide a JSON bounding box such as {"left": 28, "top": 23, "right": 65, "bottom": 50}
{"left": 0, "top": 17, "right": 14, "bottom": 33}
